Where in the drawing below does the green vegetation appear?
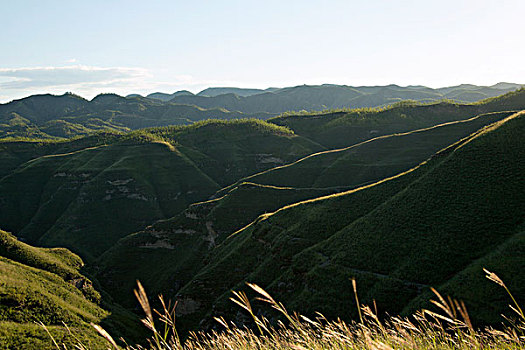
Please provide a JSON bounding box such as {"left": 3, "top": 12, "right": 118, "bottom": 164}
{"left": 0, "top": 131, "right": 122, "bottom": 178}
{"left": 0, "top": 229, "right": 141, "bottom": 349}
{"left": 96, "top": 183, "right": 333, "bottom": 307}
{"left": 96, "top": 110, "right": 516, "bottom": 309}
{"left": 1, "top": 87, "right": 524, "bottom": 349}
{"left": 270, "top": 88, "right": 525, "bottom": 148}
{"left": 0, "top": 119, "right": 320, "bottom": 260}
{"left": 225, "top": 111, "right": 513, "bottom": 189}
{"left": 170, "top": 111, "right": 524, "bottom": 332}
{"left": 2, "top": 85, "right": 522, "bottom": 140}
{"left": 0, "top": 93, "right": 273, "bottom": 140}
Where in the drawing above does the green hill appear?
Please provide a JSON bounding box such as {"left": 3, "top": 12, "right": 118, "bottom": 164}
{"left": 0, "top": 132, "right": 121, "bottom": 178}
{"left": 269, "top": 88, "right": 525, "bottom": 149}
{"left": 96, "top": 182, "right": 332, "bottom": 306}
{"left": 0, "top": 93, "right": 273, "bottom": 140}
{"left": 170, "top": 111, "right": 524, "bottom": 331}
{"left": 94, "top": 109, "right": 516, "bottom": 311}
{"left": 0, "top": 229, "right": 140, "bottom": 349}
{"left": 91, "top": 90, "right": 525, "bottom": 313}
{"left": 225, "top": 111, "right": 514, "bottom": 190}
{"left": 0, "top": 120, "right": 321, "bottom": 260}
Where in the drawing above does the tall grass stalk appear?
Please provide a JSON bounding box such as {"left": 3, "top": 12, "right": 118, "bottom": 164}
{"left": 47, "top": 269, "right": 524, "bottom": 349}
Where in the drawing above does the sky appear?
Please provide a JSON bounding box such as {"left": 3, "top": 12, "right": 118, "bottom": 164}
{"left": 1, "top": 0, "right": 524, "bottom": 102}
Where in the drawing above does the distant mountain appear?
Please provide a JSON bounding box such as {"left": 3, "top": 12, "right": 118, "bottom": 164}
{"left": 3, "top": 84, "right": 523, "bottom": 141}
{"left": 197, "top": 87, "right": 279, "bottom": 97}
{"left": 0, "top": 92, "right": 272, "bottom": 140}
{"left": 146, "top": 90, "right": 194, "bottom": 101}
{"left": 490, "top": 82, "right": 523, "bottom": 90}
{"left": 168, "top": 83, "right": 524, "bottom": 114}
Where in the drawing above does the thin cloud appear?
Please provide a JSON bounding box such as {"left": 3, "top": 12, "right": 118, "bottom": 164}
{"left": 0, "top": 65, "right": 149, "bottom": 90}
{"left": 0, "top": 66, "right": 282, "bottom": 102}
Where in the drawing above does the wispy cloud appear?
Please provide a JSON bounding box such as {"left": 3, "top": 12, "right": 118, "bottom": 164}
{"left": 0, "top": 65, "right": 148, "bottom": 90}
{"left": 0, "top": 65, "right": 156, "bottom": 102}
{"left": 0, "top": 65, "right": 280, "bottom": 102}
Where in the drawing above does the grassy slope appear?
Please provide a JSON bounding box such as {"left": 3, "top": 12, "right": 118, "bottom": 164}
{"left": 0, "top": 120, "right": 321, "bottom": 260}
{"left": 93, "top": 91, "right": 525, "bottom": 312}
{"left": 0, "top": 141, "right": 220, "bottom": 260}
{"left": 404, "top": 223, "right": 525, "bottom": 323}
{"left": 268, "top": 88, "right": 525, "bottom": 149}
{"left": 222, "top": 111, "right": 513, "bottom": 190}
{"left": 0, "top": 132, "right": 122, "bottom": 178}
{"left": 96, "top": 183, "right": 332, "bottom": 306}
{"left": 92, "top": 120, "right": 322, "bottom": 304}
{"left": 146, "top": 119, "right": 321, "bottom": 187}
{"left": 0, "top": 229, "right": 140, "bottom": 349}
{"left": 95, "top": 110, "right": 516, "bottom": 308}
{"left": 172, "top": 111, "right": 524, "bottom": 331}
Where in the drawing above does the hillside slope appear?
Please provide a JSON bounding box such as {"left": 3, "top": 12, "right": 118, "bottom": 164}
{"left": 0, "top": 132, "right": 122, "bottom": 178}
{"left": 0, "top": 229, "right": 139, "bottom": 349}
{"left": 224, "top": 111, "right": 513, "bottom": 190}
{"left": 95, "top": 109, "right": 515, "bottom": 310}
{"left": 0, "top": 120, "right": 321, "bottom": 260}
{"left": 172, "top": 111, "right": 524, "bottom": 331}
{"left": 269, "top": 88, "right": 525, "bottom": 149}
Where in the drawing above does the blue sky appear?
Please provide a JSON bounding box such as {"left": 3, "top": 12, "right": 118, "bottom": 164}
{"left": 1, "top": 0, "right": 524, "bottom": 102}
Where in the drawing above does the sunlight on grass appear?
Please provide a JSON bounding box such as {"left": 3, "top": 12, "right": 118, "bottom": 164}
{"left": 45, "top": 269, "right": 524, "bottom": 349}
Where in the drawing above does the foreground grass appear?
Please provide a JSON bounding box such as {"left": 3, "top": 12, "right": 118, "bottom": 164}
{"left": 52, "top": 269, "right": 524, "bottom": 349}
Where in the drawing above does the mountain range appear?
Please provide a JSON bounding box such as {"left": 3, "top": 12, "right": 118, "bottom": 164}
{"left": 1, "top": 83, "right": 523, "bottom": 141}
{"left": 0, "top": 86, "right": 524, "bottom": 348}
{"left": 140, "top": 83, "right": 525, "bottom": 114}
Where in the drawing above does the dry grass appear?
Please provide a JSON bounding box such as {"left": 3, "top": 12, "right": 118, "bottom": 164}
{"left": 49, "top": 269, "right": 524, "bottom": 349}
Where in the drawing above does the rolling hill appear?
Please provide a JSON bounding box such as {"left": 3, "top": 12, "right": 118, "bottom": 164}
{"left": 0, "top": 119, "right": 321, "bottom": 260}
{"left": 79, "top": 89, "right": 525, "bottom": 311}
{"left": 95, "top": 108, "right": 519, "bottom": 312}
{"left": 168, "top": 110, "right": 524, "bottom": 331}
{"left": 269, "top": 87, "right": 525, "bottom": 148}
{"left": 0, "top": 93, "right": 272, "bottom": 140}
{"left": 225, "top": 111, "right": 514, "bottom": 190}
{"left": 2, "top": 84, "right": 522, "bottom": 141}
